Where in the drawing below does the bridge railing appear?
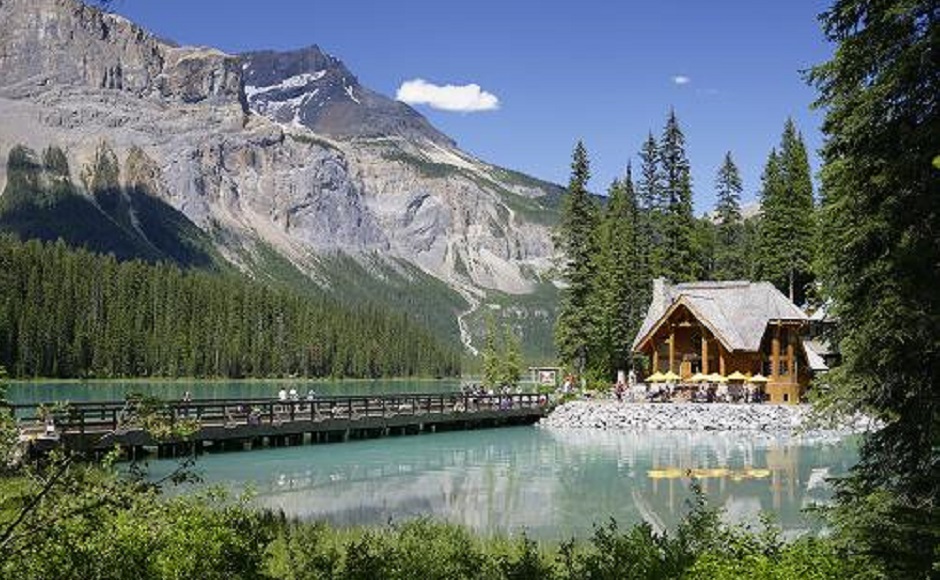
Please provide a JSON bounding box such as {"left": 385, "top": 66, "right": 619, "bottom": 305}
{"left": 7, "top": 392, "right": 546, "bottom": 435}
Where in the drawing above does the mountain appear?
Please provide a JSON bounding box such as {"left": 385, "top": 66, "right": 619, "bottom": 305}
{"left": 0, "top": 143, "right": 224, "bottom": 268}
{"left": 242, "top": 46, "right": 454, "bottom": 146}
{"left": 0, "top": 0, "right": 562, "bottom": 359}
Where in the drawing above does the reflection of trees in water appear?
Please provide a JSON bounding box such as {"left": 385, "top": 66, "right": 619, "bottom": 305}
{"left": 243, "top": 429, "right": 560, "bottom": 535}
{"left": 184, "top": 427, "right": 858, "bottom": 539}
{"left": 543, "top": 429, "right": 859, "bottom": 532}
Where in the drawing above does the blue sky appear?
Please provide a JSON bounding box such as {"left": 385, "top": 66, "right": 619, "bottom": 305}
{"left": 110, "top": 0, "right": 832, "bottom": 213}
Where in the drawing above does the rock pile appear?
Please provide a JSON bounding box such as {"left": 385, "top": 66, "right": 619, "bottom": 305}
{"left": 541, "top": 401, "right": 875, "bottom": 433}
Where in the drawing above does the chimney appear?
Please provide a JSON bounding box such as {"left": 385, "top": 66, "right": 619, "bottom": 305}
{"left": 651, "top": 277, "right": 670, "bottom": 317}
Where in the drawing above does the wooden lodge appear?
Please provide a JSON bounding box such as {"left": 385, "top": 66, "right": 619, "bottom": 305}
{"left": 632, "top": 279, "right": 824, "bottom": 404}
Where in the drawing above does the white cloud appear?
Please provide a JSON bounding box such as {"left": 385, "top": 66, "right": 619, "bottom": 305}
{"left": 672, "top": 75, "right": 691, "bottom": 85}
{"left": 396, "top": 78, "right": 499, "bottom": 113}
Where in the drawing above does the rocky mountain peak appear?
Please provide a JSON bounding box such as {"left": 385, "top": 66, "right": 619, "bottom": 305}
{"left": 241, "top": 46, "right": 454, "bottom": 146}
{"left": 0, "top": 0, "right": 244, "bottom": 108}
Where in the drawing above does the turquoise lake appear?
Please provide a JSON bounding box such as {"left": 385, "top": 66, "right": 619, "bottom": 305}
{"left": 6, "top": 378, "right": 463, "bottom": 406}
{"left": 7, "top": 381, "right": 859, "bottom": 540}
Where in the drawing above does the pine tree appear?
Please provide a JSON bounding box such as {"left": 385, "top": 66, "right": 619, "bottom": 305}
{"left": 593, "top": 168, "right": 644, "bottom": 377}
{"left": 637, "top": 132, "right": 662, "bottom": 214}
{"left": 779, "top": 119, "right": 816, "bottom": 301}
{"left": 756, "top": 149, "right": 784, "bottom": 286}
{"left": 481, "top": 314, "right": 500, "bottom": 388}
{"left": 659, "top": 109, "right": 696, "bottom": 281}
{"left": 756, "top": 120, "right": 816, "bottom": 303}
{"left": 500, "top": 325, "right": 523, "bottom": 388}
{"left": 713, "top": 152, "right": 747, "bottom": 279}
{"left": 690, "top": 216, "right": 717, "bottom": 280}
{"left": 635, "top": 133, "right": 661, "bottom": 299}
{"left": 809, "top": 1, "right": 939, "bottom": 575}
{"left": 554, "top": 141, "right": 600, "bottom": 380}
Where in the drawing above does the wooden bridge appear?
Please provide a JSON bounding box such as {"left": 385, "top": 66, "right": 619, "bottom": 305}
{"left": 8, "top": 392, "right": 548, "bottom": 458}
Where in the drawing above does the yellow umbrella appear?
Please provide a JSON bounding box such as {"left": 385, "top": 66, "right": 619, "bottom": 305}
{"left": 688, "top": 372, "right": 707, "bottom": 383}
{"left": 707, "top": 373, "right": 728, "bottom": 383}
{"left": 646, "top": 371, "right": 666, "bottom": 383}
{"left": 727, "top": 371, "right": 748, "bottom": 381}
{"left": 663, "top": 371, "right": 681, "bottom": 382}
{"left": 748, "top": 373, "right": 770, "bottom": 383}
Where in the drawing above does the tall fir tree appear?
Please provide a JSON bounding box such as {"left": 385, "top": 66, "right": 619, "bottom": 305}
{"left": 554, "top": 141, "right": 600, "bottom": 379}
{"left": 659, "top": 109, "right": 696, "bottom": 281}
{"left": 636, "top": 132, "right": 664, "bottom": 280}
{"left": 592, "top": 169, "right": 644, "bottom": 378}
{"left": 809, "top": 1, "right": 939, "bottom": 575}
{"left": 756, "top": 119, "right": 816, "bottom": 303}
{"left": 757, "top": 148, "right": 782, "bottom": 285}
{"left": 481, "top": 313, "right": 500, "bottom": 388}
{"left": 779, "top": 119, "right": 816, "bottom": 300}
{"left": 713, "top": 152, "right": 747, "bottom": 279}
{"left": 500, "top": 325, "right": 523, "bottom": 388}
{"left": 690, "top": 217, "right": 717, "bottom": 280}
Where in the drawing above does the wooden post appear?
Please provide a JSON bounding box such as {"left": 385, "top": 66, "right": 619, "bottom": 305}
{"left": 701, "top": 334, "right": 709, "bottom": 375}
{"left": 668, "top": 327, "right": 676, "bottom": 374}
{"left": 787, "top": 336, "right": 795, "bottom": 384}
{"left": 719, "top": 347, "right": 726, "bottom": 376}
{"left": 771, "top": 323, "right": 781, "bottom": 380}
{"left": 652, "top": 342, "right": 659, "bottom": 373}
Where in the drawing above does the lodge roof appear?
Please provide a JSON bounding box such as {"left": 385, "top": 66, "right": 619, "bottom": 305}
{"left": 632, "top": 280, "right": 808, "bottom": 353}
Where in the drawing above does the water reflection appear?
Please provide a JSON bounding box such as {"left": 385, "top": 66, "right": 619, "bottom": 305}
{"left": 155, "top": 426, "right": 858, "bottom": 539}
{"left": 540, "top": 429, "right": 853, "bottom": 535}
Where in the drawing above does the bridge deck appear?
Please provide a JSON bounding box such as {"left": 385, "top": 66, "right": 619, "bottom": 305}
{"left": 8, "top": 392, "right": 547, "bottom": 455}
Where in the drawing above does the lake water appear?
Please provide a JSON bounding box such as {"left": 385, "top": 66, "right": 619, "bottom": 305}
{"left": 152, "top": 425, "right": 857, "bottom": 540}
{"left": 5, "top": 378, "right": 463, "bottom": 406}
{"left": 6, "top": 380, "right": 859, "bottom": 539}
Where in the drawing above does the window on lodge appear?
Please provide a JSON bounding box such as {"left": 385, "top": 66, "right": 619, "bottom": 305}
{"left": 762, "top": 358, "right": 791, "bottom": 376}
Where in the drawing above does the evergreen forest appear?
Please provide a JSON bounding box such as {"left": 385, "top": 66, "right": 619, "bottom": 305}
{"left": 0, "top": 235, "right": 461, "bottom": 378}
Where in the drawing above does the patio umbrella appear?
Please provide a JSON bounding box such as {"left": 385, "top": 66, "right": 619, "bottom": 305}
{"left": 748, "top": 374, "right": 770, "bottom": 383}
{"left": 688, "top": 372, "right": 707, "bottom": 383}
{"left": 646, "top": 371, "right": 666, "bottom": 383}
{"left": 663, "top": 371, "right": 681, "bottom": 382}
{"left": 726, "top": 371, "right": 748, "bottom": 381}
{"left": 707, "top": 373, "right": 728, "bottom": 383}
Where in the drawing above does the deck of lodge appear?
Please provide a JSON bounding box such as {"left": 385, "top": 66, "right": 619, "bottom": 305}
{"left": 9, "top": 392, "right": 547, "bottom": 458}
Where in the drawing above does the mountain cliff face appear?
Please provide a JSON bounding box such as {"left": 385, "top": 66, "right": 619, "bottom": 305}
{"left": 0, "top": 0, "right": 561, "bottom": 356}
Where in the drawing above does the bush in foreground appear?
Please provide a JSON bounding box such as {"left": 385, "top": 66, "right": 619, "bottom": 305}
{"left": 262, "top": 490, "right": 868, "bottom": 579}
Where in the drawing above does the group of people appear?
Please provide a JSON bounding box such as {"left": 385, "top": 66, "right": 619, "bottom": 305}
{"left": 622, "top": 381, "right": 766, "bottom": 404}
{"left": 277, "top": 387, "right": 318, "bottom": 402}
{"left": 459, "top": 383, "right": 528, "bottom": 410}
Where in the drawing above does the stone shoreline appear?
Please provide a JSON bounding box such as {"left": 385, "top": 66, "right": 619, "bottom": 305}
{"left": 540, "top": 400, "right": 875, "bottom": 433}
